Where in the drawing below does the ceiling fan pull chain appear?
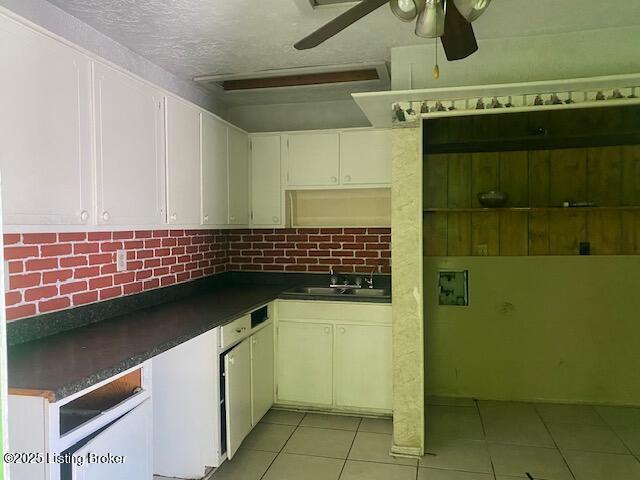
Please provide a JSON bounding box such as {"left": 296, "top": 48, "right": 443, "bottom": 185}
{"left": 433, "top": 38, "right": 440, "bottom": 79}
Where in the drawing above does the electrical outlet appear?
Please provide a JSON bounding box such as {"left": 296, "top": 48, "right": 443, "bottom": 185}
{"left": 116, "top": 250, "right": 127, "bottom": 272}
{"left": 477, "top": 244, "right": 488, "bottom": 256}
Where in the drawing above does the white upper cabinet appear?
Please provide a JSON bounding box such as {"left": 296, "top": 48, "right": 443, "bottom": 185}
{"left": 94, "top": 63, "right": 166, "bottom": 226}
{"left": 228, "top": 127, "right": 250, "bottom": 225}
{"left": 0, "top": 16, "right": 93, "bottom": 225}
{"left": 250, "top": 135, "right": 283, "bottom": 226}
{"left": 166, "top": 96, "right": 202, "bottom": 226}
{"left": 286, "top": 132, "right": 340, "bottom": 187}
{"left": 340, "top": 129, "right": 392, "bottom": 185}
{"left": 202, "top": 112, "right": 229, "bottom": 226}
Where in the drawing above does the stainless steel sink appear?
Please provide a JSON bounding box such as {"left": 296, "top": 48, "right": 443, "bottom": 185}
{"left": 283, "top": 286, "right": 390, "bottom": 298}
{"left": 286, "top": 287, "right": 340, "bottom": 295}
{"left": 351, "top": 288, "right": 390, "bottom": 297}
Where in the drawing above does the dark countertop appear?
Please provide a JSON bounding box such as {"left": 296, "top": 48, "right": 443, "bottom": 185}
{"left": 8, "top": 284, "right": 285, "bottom": 401}
{"left": 7, "top": 272, "right": 391, "bottom": 403}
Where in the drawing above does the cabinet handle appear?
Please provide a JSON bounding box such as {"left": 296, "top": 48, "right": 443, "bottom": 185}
{"left": 272, "top": 216, "right": 279, "bottom": 224}
{"left": 102, "top": 211, "right": 110, "bottom": 222}
{"left": 235, "top": 327, "right": 246, "bottom": 334}
{"left": 344, "top": 175, "right": 352, "bottom": 182}
{"left": 324, "top": 327, "right": 330, "bottom": 334}
{"left": 80, "top": 210, "right": 89, "bottom": 222}
{"left": 330, "top": 176, "right": 337, "bottom": 183}
{"left": 170, "top": 212, "right": 177, "bottom": 221}
{"left": 230, "top": 215, "right": 236, "bottom": 222}
{"left": 204, "top": 215, "right": 209, "bottom": 222}
{"left": 339, "top": 327, "right": 346, "bottom": 334}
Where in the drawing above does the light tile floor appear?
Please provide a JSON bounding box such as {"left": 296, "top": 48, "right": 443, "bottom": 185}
{"left": 156, "top": 398, "right": 640, "bottom": 480}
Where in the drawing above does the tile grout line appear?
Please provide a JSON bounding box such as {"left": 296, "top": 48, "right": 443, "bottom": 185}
{"left": 591, "top": 405, "right": 636, "bottom": 457}
{"left": 474, "top": 398, "right": 499, "bottom": 480}
{"left": 532, "top": 404, "right": 578, "bottom": 480}
{"left": 257, "top": 411, "right": 307, "bottom": 480}
{"left": 337, "top": 417, "right": 362, "bottom": 480}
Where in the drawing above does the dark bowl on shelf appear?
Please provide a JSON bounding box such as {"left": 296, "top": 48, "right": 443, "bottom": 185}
{"left": 478, "top": 191, "right": 508, "bottom": 208}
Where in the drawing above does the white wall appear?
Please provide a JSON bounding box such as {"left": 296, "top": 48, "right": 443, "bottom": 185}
{"left": 424, "top": 256, "right": 640, "bottom": 406}
{"left": 392, "top": 26, "right": 640, "bottom": 90}
{"left": 0, "top": 0, "right": 225, "bottom": 116}
{"left": 226, "top": 99, "right": 371, "bottom": 133}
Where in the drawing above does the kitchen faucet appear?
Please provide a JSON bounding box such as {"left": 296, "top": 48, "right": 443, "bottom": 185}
{"left": 364, "top": 267, "right": 375, "bottom": 289}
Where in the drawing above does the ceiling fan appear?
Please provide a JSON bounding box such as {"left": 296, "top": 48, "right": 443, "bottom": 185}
{"left": 294, "top": 0, "right": 490, "bottom": 61}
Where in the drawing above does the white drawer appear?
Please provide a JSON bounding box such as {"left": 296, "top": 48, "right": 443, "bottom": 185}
{"left": 220, "top": 314, "right": 251, "bottom": 349}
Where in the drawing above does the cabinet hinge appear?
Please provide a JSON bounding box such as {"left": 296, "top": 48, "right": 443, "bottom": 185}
{"left": 250, "top": 211, "right": 254, "bottom": 221}
{"left": 286, "top": 138, "right": 289, "bottom": 149}
{"left": 249, "top": 140, "right": 252, "bottom": 150}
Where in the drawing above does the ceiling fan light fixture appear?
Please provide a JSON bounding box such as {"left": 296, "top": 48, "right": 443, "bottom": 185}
{"left": 415, "top": 0, "right": 444, "bottom": 38}
{"left": 452, "top": 0, "right": 491, "bottom": 22}
{"left": 390, "top": 0, "right": 425, "bottom": 22}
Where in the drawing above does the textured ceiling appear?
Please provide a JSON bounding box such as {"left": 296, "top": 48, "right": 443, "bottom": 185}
{"left": 44, "top": 0, "right": 640, "bottom": 106}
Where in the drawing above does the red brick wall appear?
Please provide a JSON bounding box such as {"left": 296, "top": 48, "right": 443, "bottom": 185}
{"left": 3, "top": 227, "right": 391, "bottom": 322}
{"left": 3, "top": 230, "right": 229, "bottom": 321}
{"left": 228, "top": 228, "right": 391, "bottom": 274}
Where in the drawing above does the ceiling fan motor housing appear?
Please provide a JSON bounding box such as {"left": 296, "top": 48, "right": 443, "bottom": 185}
{"left": 390, "top": 0, "right": 426, "bottom": 22}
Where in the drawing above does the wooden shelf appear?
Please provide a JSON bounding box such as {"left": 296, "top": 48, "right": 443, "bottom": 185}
{"left": 423, "top": 206, "right": 640, "bottom": 213}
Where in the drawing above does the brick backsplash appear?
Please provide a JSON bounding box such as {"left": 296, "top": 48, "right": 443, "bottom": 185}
{"left": 227, "top": 227, "right": 391, "bottom": 274}
{"left": 3, "top": 227, "right": 391, "bottom": 322}
{"left": 3, "top": 230, "right": 229, "bottom": 321}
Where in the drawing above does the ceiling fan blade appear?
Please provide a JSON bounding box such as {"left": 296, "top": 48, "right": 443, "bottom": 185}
{"left": 294, "top": 0, "right": 390, "bottom": 50}
{"left": 441, "top": 0, "right": 478, "bottom": 60}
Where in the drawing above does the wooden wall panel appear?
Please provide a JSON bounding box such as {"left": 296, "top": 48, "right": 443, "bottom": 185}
{"left": 621, "top": 146, "right": 640, "bottom": 205}
{"left": 500, "top": 211, "right": 528, "bottom": 256}
{"left": 620, "top": 211, "right": 640, "bottom": 254}
{"left": 528, "top": 150, "right": 550, "bottom": 207}
{"left": 471, "top": 211, "right": 499, "bottom": 255}
{"left": 499, "top": 151, "right": 529, "bottom": 207}
{"left": 447, "top": 154, "right": 471, "bottom": 208}
{"left": 588, "top": 147, "right": 623, "bottom": 206}
{"left": 423, "top": 213, "right": 448, "bottom": 256}
{"left": 423, "top": 144, "right": 640, "bottom": 257}
{"left": 471, "top": 152, "right": 499, "bottom": 207}
{"left": 447, "top": 212, "right": 471, "bottom": 256}
{"left": 549, "top": 211, "right": 587, "bottom": 255}
{"left": 587, "top": 210, "right": 622, "bottom": 255}
{"left": 424, "top": 154, "right": 449, "bottom": 208}
{"left": 528, "top": 212, "right": 550, "bottom": 255}
{"left": 549, "top": 148, "right": 587, "bottom": 206}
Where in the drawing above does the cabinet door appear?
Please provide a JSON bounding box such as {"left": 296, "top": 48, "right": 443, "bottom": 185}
{"left": 287, "top": 132, "right": 340, "bottom": 187}
{"left": 153, "top": 329, "right": 219, "bottom": 478}
{"left": 0, "top": 17, "right": 92, "bottom": 225}
{"left": 251, "top": 324, "right": 274, "bottom": 425}
{"left": 228, "top": 127, "right": 249, "bottom": 225}
{"left": 71, "top": 399, "right": 152, "bottom": 479}
{"left": 166, "top": 96, "right": 202, "bottom": 225}
{"left": 276, "top": 321, "right": 333, "bottom": 406}
{"left": 202, "top": 113, "right": 229, "bottom": 225}
{"left": 250, "top": 136, "right": 282, "bottom": 226}
{"left": 94, "top": 63, "right": 165, "bottom": 225}
{"left": 225, "top": 338, "right": 252, "bottom": 460}
{"left": 334, "top": 324, "right": 392, "bottom": 411}
{"left": 340, "top": 130, "right": 392, "bottom": 185}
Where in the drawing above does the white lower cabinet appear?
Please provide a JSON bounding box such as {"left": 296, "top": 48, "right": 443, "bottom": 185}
{"left": 276, "top": 321, "right": 333, "bottom": 406}
{"left": 334, "top": 324, "right": 392, "bottom": 410}
{"left": 153, "top": 329, "right": 219, "bottom": 478}
{"left": 70, "top": 399, "right": 152, "bottom": 480}
{"left": 276, "top": 301, "right": 392, "bottom": 414}
{"left": 251, "top": 324, "right": 274, "bottom": 425}
{"left": 224, "top": 338, "right": 252, "bottom": 460}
